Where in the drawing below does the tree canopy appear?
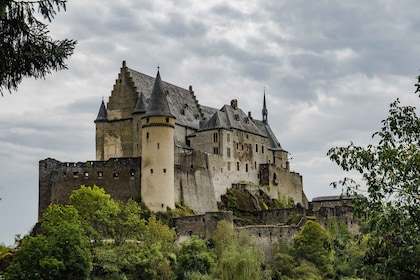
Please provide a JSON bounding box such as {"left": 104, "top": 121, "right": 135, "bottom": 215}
{"left": 328, "top": 83, "right": 420, "bottom": 278}
{"left": 0, "top": 0, "right": 76, "bottom": 95}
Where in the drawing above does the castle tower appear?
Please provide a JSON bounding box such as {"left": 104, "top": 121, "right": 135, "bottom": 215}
{"left": 94, "top": 99, "right": 108, "bottom": 160}
{"left": 140, "top": 70, "right": 176, "bottom": 212}
{"left": 132, "top": 91, "right": 147, "bottom": 157}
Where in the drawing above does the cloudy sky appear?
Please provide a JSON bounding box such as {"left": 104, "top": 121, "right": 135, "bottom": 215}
{"left": 1, "top": 0, "right": 419, "bottom": 245}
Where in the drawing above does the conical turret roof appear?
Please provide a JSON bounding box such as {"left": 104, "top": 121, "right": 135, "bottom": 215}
{"left": 142, "top": 70, "right": 175, "bottom": 119}
{"left": 133, "top": 91, "right": 147, "bottom": 114}
{"left": 94, "top": 100, "right": 107, "bottom": 122}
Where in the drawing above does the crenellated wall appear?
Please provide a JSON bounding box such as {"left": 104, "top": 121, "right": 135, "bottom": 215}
{"left": 39, "top": 157, "right": 141, "bottom": 219}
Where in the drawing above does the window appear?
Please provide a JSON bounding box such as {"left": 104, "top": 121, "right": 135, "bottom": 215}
{"left": 113, "top": 172, "right": 119, "bottom": 179}
{"left": 166, "top": 117, "right": 169, "bottom": 123}
{"left": 146, "top": 118, "right": 150, "bottom": 123}
{"left": 150, "top": 169, "right": 153, "bottom": 174}
{"left": 73, "top": 171, "right": 79, "bottom": 178}
{"left": 262, "top": 145, "right": 264, "bottom": 154}
{"left": 163, "top": 168, "right": 166, "bottom": 173}
{"left": 213, "top": 147, "right": 219, "bottom": 154}
{"left": 256, "top": 144, "right": 258, "bottom": 153}
{"left": 157, "top": 143, "right": 160, "bottom": 149}
{"left": 245, "top": 163, "right": 248, "bottom": 172}
{"left": 227, "top": 148, "right": 231, "bottom": 157}
{"left": 236, "top": 143, "right": 239, "bottom": 149}
{"left": 227, "top": 133, "right": 230, "bottom": 142}
{"left": 213, "top": 132, "right": 218, "bottom": 142}
{"left": 97, "top": 171, "right": 103, "bottom": 178}
{"left": 237, "top": 162, "right": 240, "bottom": 171}
{"left": 146, "top": 132, "right": 149, "bottom": 139}
{"left": 84, "top": 172, "right": 89, "bottom": 178}
{"left": 130, "top": 169, "right": 135, "bottom": 178}
{"left": 227, "top": 162, "right": 231, "bottom": 171}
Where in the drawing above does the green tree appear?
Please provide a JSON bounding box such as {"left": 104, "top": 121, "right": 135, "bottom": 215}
{"left": 0, "top": 0, "right": 76, "bottom": 95}
{"left": 212, "top": 221, "right": 266, "bottom": 280}
{"left": 69, "top": 185, "right": 120, "bottom": 242}
{"left": 176, "top": 236, "right": 216, "bottom": 279}
{"left": 5, "top": 204, "right": 91, "bottom": 280}
{"left": 292, "top": 220, "right": 334, "bottom": 277}
{"left": 328, "top": 90, "right": 420, "bottom": 278}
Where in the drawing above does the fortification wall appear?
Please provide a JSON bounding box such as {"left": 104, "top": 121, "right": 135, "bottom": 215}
{"left": 39, "top": 157, "right": 141, "bottom": 219}
{"left": 315, "top": 206, "right": 359, "bottom": 234}
{"left": 237, "top": 225, "right": 300, "bottom": 261}
{"left": 256, "top": 207, "right": 306, "bottom": 225}
{"left": 174, "top": 211, "right": 233, "bottom": 239}
{"left": 174, "top": 149, "right": 218, "bottom": 213}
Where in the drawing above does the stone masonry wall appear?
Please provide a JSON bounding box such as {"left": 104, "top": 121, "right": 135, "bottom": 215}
{"left": 39, "top": 157, "right": 141, "bottom": 219}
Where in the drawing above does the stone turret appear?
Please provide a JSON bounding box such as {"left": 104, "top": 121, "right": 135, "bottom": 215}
{"left": 132, "top": 91, "right": 147, "bottom": 157}
{"left": 140, "top": 70, "right": 176, "bottom": 212}
{"left": 94, "top": 99, "right": 107, "bottom": 160}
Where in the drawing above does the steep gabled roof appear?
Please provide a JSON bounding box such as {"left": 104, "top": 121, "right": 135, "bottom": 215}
{"left": 94, "top": 100, "right": 107, "bottom": 122}
{"left": 198, "top": 104, "right": 265, "bottom": 136}
{"left": 127, "top": 68, "right": 201, "bottom": 128}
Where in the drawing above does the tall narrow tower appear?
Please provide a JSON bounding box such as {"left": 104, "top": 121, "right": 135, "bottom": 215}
{"left": 140, "top": 70, "right": 176, "bottom": 212}
{"left": 94, "top": 99, "right": 108, "bottom": 160}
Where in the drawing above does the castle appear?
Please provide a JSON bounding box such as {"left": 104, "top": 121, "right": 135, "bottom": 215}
{"left": 39, "top": 61, "right": 307, "bottom": 218}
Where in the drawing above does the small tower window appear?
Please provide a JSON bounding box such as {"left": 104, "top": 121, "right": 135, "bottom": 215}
{"left": 245, "top": 164, "right": 248, "bottom": 172}
{"left": 262, "top": 146, "right": 264, "bottom": 154}
{"left": 163, "top": 168, "right": 166, "bottom": 173}
{"left": 213, "top": 147, "right": 219, "bottom": 154}
{"left": 227, "top": 148, "right": 231, "bottom": 157}
{"left": 97, "top": 171, "right": 103, "bottom": 178}
{"left": 146, "top": 118, "right": 150, "bottom": 123}
{"left": 150, "top": 169, "right": 153, "bottom": 174}
{"left": 256, "top": 144, "right": 258, "bottom": 153}
{"left": 73, "top": 171, "right": 79, "bottom": 178}
{"left": 227, "top": 133, "right": 230, "bottom": 142}
{"left": 84, "top": 172, "right": 89, "bottom": 178}
{"left": 146, "top": 132, "right": 149, "bottom": 139}
{"left": 166, "top": 117, "right": 169, "bottom": 123}
{"left": 157, "top": 143, "right": 160, "bottom": 149}
{"left": 227, "top": 162, "right": 231, "bottom": 171}
{"left": 237, "top": 162, "right": 240, "bottom": 171}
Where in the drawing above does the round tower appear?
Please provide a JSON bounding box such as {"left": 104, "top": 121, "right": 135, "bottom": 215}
{"left": 140, "top": 70, "right": 176, "bottom": 212}
{"left": 94, "top": 99, "right": 108, "bottom": 160}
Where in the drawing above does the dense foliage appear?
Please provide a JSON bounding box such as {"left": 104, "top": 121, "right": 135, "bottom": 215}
{"left": 328, "top": 88, "right": 419, "bottom": 278}
{"left": 0, "top": 0, "right": 76, "bottom": 94}
{"left": 0, "top": 186, "right": 370, "bottom": 279}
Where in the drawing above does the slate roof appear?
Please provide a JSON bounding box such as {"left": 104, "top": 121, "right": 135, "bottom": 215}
{"left": 254, "top": 120, "right": 284, "bottom": 151}
{"left": 133, "top": 91, "right": 147, "bottom": 114}
{"left": 127, "top": 68, "right": 201, "bottom": 128}
{"left": 142, "top": 71, "right": 175, "bottom": 118}
{"left": 94, "top": 100, "right": 108, "bottom": 122}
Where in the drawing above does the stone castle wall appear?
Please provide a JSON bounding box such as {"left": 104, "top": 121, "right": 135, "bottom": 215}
{"left": 39, "top": 157, "right": 141, "bottom": 219}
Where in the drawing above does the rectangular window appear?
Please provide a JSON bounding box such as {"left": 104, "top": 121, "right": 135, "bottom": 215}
{"left": 246, "top": 163, "right": 248, "bottom": 172}
{"left": 256, "top": 144, "right": 258, "bottom": 153}
{"left": 227, "top": 148, "right": 231, "bottom": 157}
{"left": 237, "top": 162, "right": 240, "bottom": 171}
{"left": 213, "top": 132, "right": 218, "bottom": 142}
{"left": 227, "top": 162, "right": 231, "bottom": 171}
{"left": 262, "top": 145, "right": 264, "bottom": 154}
{"left": 213, "top": 147, "right": 219, "bottom": 154}
{"left": 227, "top": 133, "right": 230, "bottom": 142}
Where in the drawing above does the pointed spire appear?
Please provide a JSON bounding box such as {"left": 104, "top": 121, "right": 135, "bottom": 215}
{"left": 142, "top": 70, "right": 175, "bottom": 119}
{"left": 95, "top": 99, "right": 107, "bottom": 123}
{"left": 133, "top": 90, "right": 147, "bottom": 114}
{"left": 262, "top": 88, "right": 268, "bottom": 123}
